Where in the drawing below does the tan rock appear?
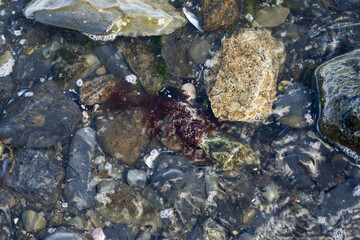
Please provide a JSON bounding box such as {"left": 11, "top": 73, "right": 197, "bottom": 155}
{"left": 206, "top": 28, "right": 286, "bottom": 122}
{"left": 79, "top": 75, "right": 117, "bottom": 105}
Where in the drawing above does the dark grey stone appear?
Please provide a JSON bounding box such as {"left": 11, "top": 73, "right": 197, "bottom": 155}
{"left": 0, "top": 75, "right": 15, "bottom": 108}
{"left": 104, "top": 224, "right": 134, "bottom": 240}
{"left": 64, "top": 127, "right": 97, "bottom": 213}
{"left": 5, "top": 149, "right": 65, "bottom": 208}
{"left": 0, "top": 81, "right": 81, "bottom": 148}
{"left": 93, "top": 44, "right": 132, "bottom": 78}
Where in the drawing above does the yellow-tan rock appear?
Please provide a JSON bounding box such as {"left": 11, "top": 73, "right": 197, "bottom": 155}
{"left": 206, "top": 28, "right": 286, "bottom": 122}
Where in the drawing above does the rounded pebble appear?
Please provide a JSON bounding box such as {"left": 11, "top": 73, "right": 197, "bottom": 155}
{"left": 22, "top": 210, "right": 47, "bottom": 232}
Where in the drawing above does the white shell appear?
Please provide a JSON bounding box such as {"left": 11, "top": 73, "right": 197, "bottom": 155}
{"left": 182, "top": 7, "right": 205, "bottom": 33}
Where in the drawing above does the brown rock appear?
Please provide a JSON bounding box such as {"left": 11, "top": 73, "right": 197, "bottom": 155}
{"left": 95, "top": 107, "right": 149, "bottom": 165}
{"left": 120, "top": 38, "right": 165, "bottom": 93}
{"left": 79, "top": 75, "right": 118, "bottom": 105}
{"left": 200, "top": 0, "right": 240, "bottom": 32}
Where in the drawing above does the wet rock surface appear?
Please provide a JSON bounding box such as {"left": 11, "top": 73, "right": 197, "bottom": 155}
{"left": 316, "top": 49, "right": 360, "bottom": 157}
{"left": 95, "top": 181, "right": 162, "bottom": 233}
{"left": 24, "top": 0, "right": 187, "bottom": 38}
{"left": 0, "top": 81, "right": 81, "bottom": 148}
{"left": 95, "top": 107, "right": 150, "bottom": 166}
{"left": 63, "top": 127, "right": 97, "bottom": 213}
{"left": 206, "top": 28, "right": 286, "bottom": 122}
{"left": 6, "top": 149, "right": 65, "bottom": 208}
{"left": 200, "top": 0, "right": 240, "bottom": 32}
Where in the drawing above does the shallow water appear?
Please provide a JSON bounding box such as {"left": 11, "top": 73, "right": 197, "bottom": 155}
{"left": 1, "top": 0, "right": 360, "bottom": 239}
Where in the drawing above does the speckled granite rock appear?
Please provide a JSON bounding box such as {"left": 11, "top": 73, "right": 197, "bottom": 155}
{"left": 206, "top": 28, "right": 286, "bottom": 122}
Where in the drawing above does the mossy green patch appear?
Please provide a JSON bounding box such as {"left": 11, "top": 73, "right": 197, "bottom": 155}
{"left": 147, "top": 36, "right": 171, "bottom": 80}
{"left": 59, "top": 48, "right": 74, "bottom": 59}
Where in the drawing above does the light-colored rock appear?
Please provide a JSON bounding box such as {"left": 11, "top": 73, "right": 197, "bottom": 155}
{"left": 254, "top": 5, "right": 290, "bottom": 27}
{"left": 22, "top": 210, "right": 47, "bottom": 232}
{"left": 24, "top": 0, "right": 187, "bottom": 39}
{"left": 206, "top": 28, "right": 286, "bottom": 122}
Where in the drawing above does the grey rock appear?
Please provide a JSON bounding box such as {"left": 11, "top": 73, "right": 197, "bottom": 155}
{"left": 103, "top": 224, "right": 134, "bottom": 240}
{"left": 188, "top": 38, "right": 211, "bottom": 64}
{"left": 96, "top": 107, "right": 150, "bottom": 166}
{"left": 24, "top": 0, "right": 187, "bottom": 38}
{"left": 6, "top": 149, "right": 65, "bottom": 207}
{"left": 330, "top": 0, "right": 360, "bottom": 10}
{"left": 271, "top": 130, "right": 337, "bottom": 190}
{"left": 127, "top": 169, "right": 147, "bottom": 191}
{"left": 162, "top": 28, "right": 196, "bottom": 78}
{"left": 95, "top": 181, "right": 162, "bottom": 233}
{"left": 0, "top": 191, "right": 15, "bottom": 239}
{"left": 64, "top": 127, "right": 97, "bottom": 213}
{"left": 44, "top": 232, "right": 88, "bottom": 240}
{"left": 189, "top": 218, "right": 228, "bottom": 240}
{"left": 0, "top": 81, "right": 81, "bottom": 148}
{"left": 315, "top": 49, "right": 360, "bottom": 157}
{"left": 254, "top": 5, "right": 290, "bottom": 27}
{"left": 273, "top": 83, "right": 312, "bottom": 128}
{"left": 0, "top": 75, "right": 15, "bottom": 108}
{"left": 150, "top": 154, "right": 205, "bottom": 228}
{"left": 93, "top": 44, "right": 132, "bottom": 78}
{"left": 22, "top": 210, "right": 47, "bottom": 232}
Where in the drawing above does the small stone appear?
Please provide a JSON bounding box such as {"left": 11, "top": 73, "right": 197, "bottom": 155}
{"left": 64, "top": 214, "right": 92, "bottom": 231}
{"left": 92, "top": 228, "right": 106, "bottom": 240}
{"left": 254, "top": 5, "right": 290, "bottom": 27}
{"left": 43, "top": 232, "right": 88, "bottom": 240}
{"left": 49, "top": 213, "right": 63, "bottom": 226}
{"left": 22, "top": 210, "right": 47, "bottom": 232}
{"left": 242, "top": 208, "right": 257, "bottom": 225}
{"left": 96, "top": 67, "right": 106, "bottom": 75}
{"left": 127, "top": 169, "right": 147, "bottom": 191}
{"left": 0, "top": 50, "right": 15, "bottom": 77}
{"left": 188, "top": 38, "right": 211, "bottom": 64}
{"left": 79, "top": 75, "right": 118, "bottom": 105}
{"left": 181, "top": 83, "right": 196, "bottom": 102}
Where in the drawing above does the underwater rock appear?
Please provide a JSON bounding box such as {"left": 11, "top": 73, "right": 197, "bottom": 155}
{"left": 0, "top": 81, "right": 81, "bottom": 148}
{"left": 95, "top": 107, "right": 150, "bottom": 166}
{"left": 6, "top": 149, "right": 65, "bottom": 208}
{"left": 95, "top": 181, "right": 162, "bottom": 233}
{"left": 315, "top": 49, "right": 360, "bottom": 157}
{"left": 199, "top": 0, "right": 240, "bottom": 32}
{"left": 206, "top": 28, "right": 286, "bottom": 122}
{"left": 254, "top": 5, "right": 290, "bottom": 27}
{"left": 273, "top": 83, "right": 313, "bottom": 128}
{"left": 23, "top": 0, "right": 187, "bottom": 39}
{"left": 200, "top": 131, "right": 260, "bottom": 171}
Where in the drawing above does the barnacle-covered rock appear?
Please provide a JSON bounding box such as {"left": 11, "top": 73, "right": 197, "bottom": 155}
{"left": 315, "top": 49, "right": 360, "bottom": 158}
{"left": 206, "top": 28, "right": 286, "bottom": 122}
{"left": 23, "top": 0, "right": 187, "bottom": 39}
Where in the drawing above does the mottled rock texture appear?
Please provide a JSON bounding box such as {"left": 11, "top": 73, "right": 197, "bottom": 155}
{"left": 206, "top": 28, "right": 286, "bottom": 122}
